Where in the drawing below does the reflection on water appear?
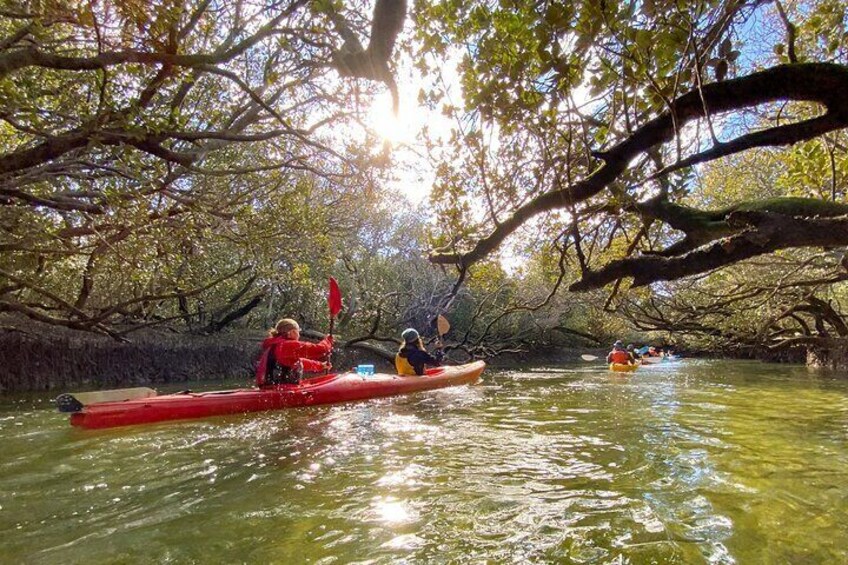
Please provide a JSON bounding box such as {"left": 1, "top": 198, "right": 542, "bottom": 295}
{"left": 1, "top": 360, "right": 847, "bottom": 563}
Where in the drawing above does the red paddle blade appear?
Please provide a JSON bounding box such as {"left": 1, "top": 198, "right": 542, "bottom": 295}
{"left": 328, "top": 277, "right": 342, "bottom": 317}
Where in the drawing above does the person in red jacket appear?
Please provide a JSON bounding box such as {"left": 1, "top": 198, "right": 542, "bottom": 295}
{"left": 257, "top": 318, "right": 334, "bottom": 387}
{"left": 606, "top": 340, "right": 635, "bottom": 365}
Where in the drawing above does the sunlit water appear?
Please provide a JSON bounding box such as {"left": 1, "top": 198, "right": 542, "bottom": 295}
{"left": 1, "top": 360, "right": 847, "bottom": 564}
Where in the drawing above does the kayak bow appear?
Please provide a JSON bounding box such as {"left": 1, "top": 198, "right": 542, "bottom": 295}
{"left": 62, "top": 361, "right": 486, "bottom": 429}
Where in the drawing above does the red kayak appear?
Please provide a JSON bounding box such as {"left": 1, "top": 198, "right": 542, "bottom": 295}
{"left": 61, "top": 361, "right": 486, "bottom": 429}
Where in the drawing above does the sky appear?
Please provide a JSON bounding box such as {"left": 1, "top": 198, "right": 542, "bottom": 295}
{"left": 360, "top": 34, "right": 594, "bottom": 276}
{"left": 364, "top": 46, "right": 465, "bottom": 206}
{"left": 359, "top": 0, "right": 795, "bottom": 274}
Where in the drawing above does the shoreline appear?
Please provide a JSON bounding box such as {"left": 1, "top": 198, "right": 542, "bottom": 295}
{"left": 0, "top": 321, "right": 812, "bottom": 394}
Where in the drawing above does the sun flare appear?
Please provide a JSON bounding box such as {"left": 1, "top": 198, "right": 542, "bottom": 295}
{"left": 367, "top": 91, "right": 411, "bottom": 145}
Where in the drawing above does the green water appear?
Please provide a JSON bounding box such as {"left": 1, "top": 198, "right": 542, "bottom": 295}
{"left": 1, "top": 360, "right": 847, "bottom": 564}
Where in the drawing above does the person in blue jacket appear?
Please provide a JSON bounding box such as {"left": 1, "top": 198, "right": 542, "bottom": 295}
{"left": 395, "top": 328, "right": 443, "bottom": 376}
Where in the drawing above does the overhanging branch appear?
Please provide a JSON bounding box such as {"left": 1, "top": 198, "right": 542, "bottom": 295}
{"left": 429, "top": 63, "right": 848, "bottom": 269}
{"left": 569, "top": 212, "right": 848, "bottom": 291}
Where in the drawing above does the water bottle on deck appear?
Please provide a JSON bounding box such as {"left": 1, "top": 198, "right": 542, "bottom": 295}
{"left": 356, "top": 364, "right": 375, "bottom": 377}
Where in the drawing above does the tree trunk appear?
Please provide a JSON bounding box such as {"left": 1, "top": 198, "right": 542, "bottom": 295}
{"left": 806, "top": 341, "right": 848, "bottom": 370}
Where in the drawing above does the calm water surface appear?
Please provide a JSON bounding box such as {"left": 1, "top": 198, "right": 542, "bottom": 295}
{"left": 1, "top": 360, "right": 847, "bottom": 564}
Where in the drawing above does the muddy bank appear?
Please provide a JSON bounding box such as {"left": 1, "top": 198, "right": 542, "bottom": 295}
{"left": 0, "top": 326, "right": 263, "bottom": 394}
{"left": 0, "top": 323, "right": 396, "bottom": 394}
{"left": 1, "top": 319, "right": 815, "bottom": 395}
{"left": 0, "top": 324, "right": 672, "bottom": 394}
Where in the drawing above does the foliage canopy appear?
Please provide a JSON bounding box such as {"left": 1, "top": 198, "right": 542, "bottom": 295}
{"left": 2, "top": 0, "right": 848, "bottom": 361}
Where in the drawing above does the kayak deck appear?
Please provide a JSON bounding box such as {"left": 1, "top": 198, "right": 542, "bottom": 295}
{"left": 66, "top": 361, "right": 486, "bottom": 429}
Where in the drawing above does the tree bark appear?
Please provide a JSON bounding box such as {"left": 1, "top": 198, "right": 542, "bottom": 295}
{"left": 570, "top": 212, "right": 848, "bottom": 291}
{"left": 430, "top": 64, "right": 848, "bottom": 283}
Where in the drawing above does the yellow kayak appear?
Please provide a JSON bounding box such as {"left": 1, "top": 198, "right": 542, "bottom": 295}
{"left": 609, "top": 362, "right": 638, "bottom": 373}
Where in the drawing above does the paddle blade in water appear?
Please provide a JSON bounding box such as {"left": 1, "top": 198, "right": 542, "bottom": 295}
{"left": 56, "top": 387, "right": 157, "bottom": 411}
{"left": 328, "top": 277, "right": 342, "bottom": 318}
{"left": 581, "top": 354, "right": 598, "bottom": 361}
{"left": 437, "top": 314, "right": 451, "bottom": 337}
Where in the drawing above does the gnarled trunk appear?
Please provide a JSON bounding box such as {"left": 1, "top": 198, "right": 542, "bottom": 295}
{"left": 806, "top": 340, "right": 848, "bottom": 370}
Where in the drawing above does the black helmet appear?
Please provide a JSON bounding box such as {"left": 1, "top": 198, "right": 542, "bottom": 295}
{"left": 401, "top": 328, "right": 420, "bottom": 343}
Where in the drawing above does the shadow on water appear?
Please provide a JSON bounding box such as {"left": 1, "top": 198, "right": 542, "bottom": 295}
{"left": 1, "top": 360, "right": 847, "bottom": 563}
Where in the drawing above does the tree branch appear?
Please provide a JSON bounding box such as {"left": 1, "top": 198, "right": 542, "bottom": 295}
{"left": 430, "top": 63, "right": 848, "bottom": 268}
{"left": 570, "top": 212, "right": 848, "bottom": 291}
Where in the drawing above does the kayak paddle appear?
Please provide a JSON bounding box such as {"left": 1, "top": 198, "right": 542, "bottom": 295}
{"left": 326, "top": 277, "right": 343, "bottom": 372}
{"left": 581, "top": 354, "right": 599, "bottom": 361}
{"left": 328, "top": 276, "right": 342, "bottom": 335}
{"left": 56, "top": 387, "right": 157, "bottom": 412}
{"left": 436, "top": 314, "right": 450, "bottom": 348}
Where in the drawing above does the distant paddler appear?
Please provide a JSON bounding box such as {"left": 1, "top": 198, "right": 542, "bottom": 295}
{"left": 607, "top": 340, "right": 638, "bottom": 372}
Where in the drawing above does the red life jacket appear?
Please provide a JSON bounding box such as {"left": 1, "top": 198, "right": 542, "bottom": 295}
{"left": 256, "top": 335, "right": 333, "bottom": 386}
{"left": 610, "top": 350, "right": 630, "bottom": 364}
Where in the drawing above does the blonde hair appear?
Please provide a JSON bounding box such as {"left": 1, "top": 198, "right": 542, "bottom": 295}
{"left": 268, "top": 318, "right": 299, "bottom": 337}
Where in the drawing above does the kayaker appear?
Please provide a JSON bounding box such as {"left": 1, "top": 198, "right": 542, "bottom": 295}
{"left": 626, "top": 343, "right": 641, "bottom": 360}
{"left": 395, "top": 328, "right": 443, "bottom": 376}
{"left": 258, "top": 318, "right": 334, "bottom": 386}
{"left": 607, "top": 340, "right": 635, "bottom": 365}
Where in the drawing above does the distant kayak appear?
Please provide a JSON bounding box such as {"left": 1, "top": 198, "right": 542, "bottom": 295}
{"left": 609, "top": 363, "right": 638, "bottom": 373}
{"left": 60, "top": 361, "right": 486, "bottom": 429}
{"left": 639, "top": 357, "right": 663, "bottom": 364}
